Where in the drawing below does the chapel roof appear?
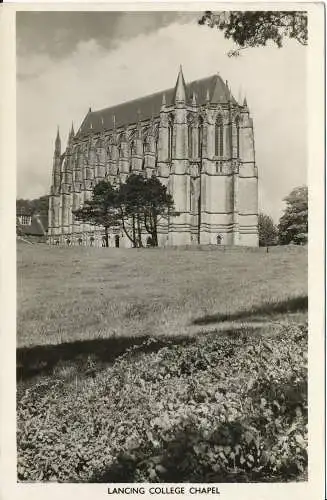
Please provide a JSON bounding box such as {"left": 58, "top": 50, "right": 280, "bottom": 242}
{"left": 77, "top": 73, "right": 236, "bottom": 137}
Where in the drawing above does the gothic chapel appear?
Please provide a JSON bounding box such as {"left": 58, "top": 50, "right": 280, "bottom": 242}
{"left": 48, "top": 67, "right": 258, "bottom": 247}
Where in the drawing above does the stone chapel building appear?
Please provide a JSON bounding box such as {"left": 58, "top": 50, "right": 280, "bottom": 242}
{"left": 48, "top": 67, "right": 258, "bottom": 247}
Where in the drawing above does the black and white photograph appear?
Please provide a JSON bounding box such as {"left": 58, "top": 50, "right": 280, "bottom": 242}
{"left": 1, "top": 3, "right": 324, "bottom": 496}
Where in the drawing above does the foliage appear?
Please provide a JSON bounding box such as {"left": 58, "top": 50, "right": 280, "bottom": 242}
{"left": 73, "top": 175, "right": 176, "bottom": 248}
{"left": 142, "top": 176, "right": 175, "bottom": 247}
{"left": 16, "top": 195, "right": 49, "bottom": 217}
{"left": 278, "top": 186, "right": 308, "bottom": 245}
{"left": 73, "top": 181, "right": 119, "bottom": 247}
{"left": 17, "top": 322, "right": 307, "bottom": 482}
{"left": 198, "top": 11, "right": 308, "bottom": 56}
{"left": 258, "top": 213, "right": 278, "bottom": 247}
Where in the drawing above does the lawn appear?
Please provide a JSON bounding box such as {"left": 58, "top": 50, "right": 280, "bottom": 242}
{"left": 17, "top": 243, "right": 308, "bottom": 483}
{"left": 17, "top": 243, "right": 307, "bottom": 348}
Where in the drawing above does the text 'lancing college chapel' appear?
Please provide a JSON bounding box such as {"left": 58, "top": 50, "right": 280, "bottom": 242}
{"left": 48, "top": 67, "right": 258, "bottom": 247}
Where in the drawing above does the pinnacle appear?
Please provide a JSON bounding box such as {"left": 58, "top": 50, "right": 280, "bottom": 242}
{"left": 174, "top": 65, "right": 186, "bottom": 103}
{"left": 161, "top": 93, "right": 166, "bottom": 108}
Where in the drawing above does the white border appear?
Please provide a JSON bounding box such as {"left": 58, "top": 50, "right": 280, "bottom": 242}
{"left": 0, "top": 3, "right": 325, "bottom": 500}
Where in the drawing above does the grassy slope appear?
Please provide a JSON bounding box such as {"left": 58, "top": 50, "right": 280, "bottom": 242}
{"left": 17, "top": 244, "right": 307, "bottom": 348}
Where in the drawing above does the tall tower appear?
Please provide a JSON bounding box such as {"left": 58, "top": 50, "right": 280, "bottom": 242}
{"left": 169, "top": 66, "right": 190, "bottom": 246}
{"left": 238, "top": 96, "right": 258, "bottom": 246}
{"left": 48, "top": 127, "right": 62, "bottom": 242}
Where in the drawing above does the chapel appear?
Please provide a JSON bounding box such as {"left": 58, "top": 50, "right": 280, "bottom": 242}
{"left": 48, "top": 67, "right": 258, "bottom": 247}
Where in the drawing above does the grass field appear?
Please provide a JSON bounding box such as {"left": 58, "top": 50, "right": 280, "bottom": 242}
{"left": 17, "top": 243, "right": 308, "bottom": 482}
{"left": 17, "top": 243, "right": 307, "bottom": 348}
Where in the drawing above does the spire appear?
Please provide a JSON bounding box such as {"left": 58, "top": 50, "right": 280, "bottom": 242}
{"left": 211, "top": 74, "right": 229, "bottom": 103}
{"left": 243, "top": 95, "right": 248, "bottom": 108}
{"left": 192, "top": 91, "right": 197, "bottom": 106}
{"left": 161, "top": 93, "right": 166, "bottom": 110}
{"left": 55, "top": 126, "right": 61, "bottom": 155}
{"left": 205, "top": 87, "right": 210, "bottom": 104}
{"left": 68, "top": 122, "right": 75, "bottom": 142}
{"left": 112, "top": 114, "right": 116, "bottom": 130}
{"left": 238, "top": 87, "right": 242, "bottom": 105}
{"left": 174, "top": 65, "right": 186, "bottom": 104}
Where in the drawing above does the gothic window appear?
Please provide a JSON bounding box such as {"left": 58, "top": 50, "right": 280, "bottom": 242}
{"left": 215, "top": 115, "right": 224, "bottom": 157}
{"left": 198, "top": 116, "right": 203, "bottom": 158}
{"left": 155, "top": 136, "right": 159, "bottom": 158}
{"left": 235, "top": 116, "right": 240, "bottom": 158}
{"left": 168, "top": 114, "right": 173, "bottom": 161}
{"left": 188, "top": 118, "right": 193, "bottom": 158}
{"left": 130, "top": 140, "right": 136, "bottom": 156}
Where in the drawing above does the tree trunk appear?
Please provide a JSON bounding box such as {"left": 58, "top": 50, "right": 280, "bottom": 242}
{"left": 137, "top": 211, "right": 143, "bottom": 247}
{"left": 152, "top": 212, "right": 158, "bottom": 246}
{"left": 132, "top": 214, "right": 137, "bottom": 248}
{"left": 105, "top": 226, "right": 109, "bottom": 247}
{"left": 119, "top": 208, "right": 135, "bottom": 246}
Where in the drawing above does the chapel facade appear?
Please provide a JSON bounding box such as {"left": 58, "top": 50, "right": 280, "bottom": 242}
{"left": 48, "top": 67, "right": 258, "bottom": 247}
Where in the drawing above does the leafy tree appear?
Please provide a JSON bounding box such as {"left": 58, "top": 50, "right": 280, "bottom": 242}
{"left": 143, "top": 176, "right": 175, "bottom": 247}
{"left": 199, "top": 11, "right": 307, "bottom": 56}
{"left": 74, "top": 174, "right": 177, "bottom": 248}
{"left": 258, "top": 213, "right": 278, "bottom": 247}
{"left": 119, "top": 174, "right": 147, "bottom": 247}
{"left": 73, "top": 181, "right": 119, "bottom": 247}
{"left": 278, "top": 186, "right": 308, "bottom": 245}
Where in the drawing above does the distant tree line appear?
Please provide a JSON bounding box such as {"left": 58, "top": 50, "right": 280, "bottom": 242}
{"left": 16, "top": 195, "right": 49, "bottom": 217}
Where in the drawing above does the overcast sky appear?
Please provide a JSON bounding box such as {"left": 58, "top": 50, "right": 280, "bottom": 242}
{"left": 17, "top": 11, "right": 307, "bottom": 222}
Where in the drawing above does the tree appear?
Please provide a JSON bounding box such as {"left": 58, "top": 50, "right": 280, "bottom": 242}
{"left": 198, "top": 11, "right": 307, "bottom": 56}
{"left": 258, "top": 213, "right": 278, "bottom": 247}
{"left": 74, "top": 174, "right": 177, "bottom": 248}
{"left": 118, "top": 174, "right": 147, "bottom": 248}
{"left": 278, "top": 186, "right": 308, "bottom": 245}
{"left": 73, "top": 181, "right": 119, "bottom": 247}
{"left": 143, "top": 176, "right": 175, "bottom": 247}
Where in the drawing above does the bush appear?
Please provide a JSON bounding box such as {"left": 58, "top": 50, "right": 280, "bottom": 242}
{"left": 17, "top": 323, "right": 307, "bottom": 482}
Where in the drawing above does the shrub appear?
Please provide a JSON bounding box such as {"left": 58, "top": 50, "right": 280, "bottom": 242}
{"left": 17, "top": 323, "right": 307, "bottom": 482}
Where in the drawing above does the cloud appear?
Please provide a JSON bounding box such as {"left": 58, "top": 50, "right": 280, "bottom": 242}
{"left": 17, "top": 18, "right": 306, "bottom": 222}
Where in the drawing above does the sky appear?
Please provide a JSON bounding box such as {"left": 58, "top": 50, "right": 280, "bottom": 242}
{"left": 16, "top": 11, "right": 307, "bottom": 222}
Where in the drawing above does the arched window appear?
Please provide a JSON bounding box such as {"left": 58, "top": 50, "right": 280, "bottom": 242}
{"left": 198, "top": 116, "right": 203, "bottom": 158}
{"left": 215, "top": 115, "right": 224, "bottom": 157}
{"left": 168, "top": 115, "right": 173, "bottom": 160}
{"left": 188, "top": 117, "right": 193, "bottom": 158}
{"left": 130, "top": 140, "right": 135, "bottom": 156}
{"left": 235, "top": 116, "right": 240, "bottom": 158}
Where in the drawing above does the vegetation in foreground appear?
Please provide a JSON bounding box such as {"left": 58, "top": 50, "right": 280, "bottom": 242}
{"left": 17, "top": 321, "right": 307, "bottom": 482}
{"left": 17, "top": 244, "right": 307, "bottom": 482}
